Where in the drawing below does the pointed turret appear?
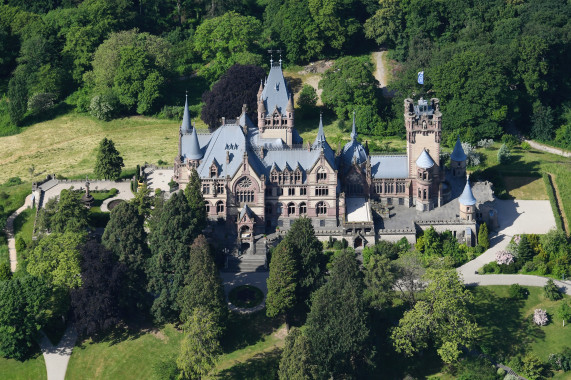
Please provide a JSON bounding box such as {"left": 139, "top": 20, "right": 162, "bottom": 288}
{"left": 258, "top": 79, "right": 263, "bottom": 98}
{"left": 459, "top": 175, "right": 476, "bottom": 206}
{"left": 286, "top": 95, "right": 294, "bottom": 113}
{"left": 180, "top": 93, "right": 192, "bottom": 134}
{"left": 186, "top": 121, "right": 203, "bottom": 161}
{"left": 350, "top": 111, "right": 357, "bottom": 140}
{"left": 451, "top": 136, "right": 467, "bottom": 162}
{"left": 416, "top": 149, "right": 435, "bottom": 169}
{"left": 313, "top": 113, "right": 327, "bottom": 149}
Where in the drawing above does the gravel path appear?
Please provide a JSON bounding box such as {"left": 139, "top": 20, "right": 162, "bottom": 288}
{"left": 39, "top": 326, "right": 77, "bottom": 380}
{"left": 524, "top": 139, "right": 571, "bottom": 158}
{"left": 4, "top": 194, "right": 33, "bottom": 272}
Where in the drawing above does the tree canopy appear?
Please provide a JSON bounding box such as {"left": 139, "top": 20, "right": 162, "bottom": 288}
{"left": 94, "top": 137, "right": 124, "bottom": 180}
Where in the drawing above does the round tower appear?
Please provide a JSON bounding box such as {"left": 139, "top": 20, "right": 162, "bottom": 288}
{"left": 450, "top": 136, "right": 467, "bottom": 178}
{"left": 415, "top": 149, "right": 435, "bottom": 211}
{"left": 459, "top": 175, "right": 477, "bottom": 221}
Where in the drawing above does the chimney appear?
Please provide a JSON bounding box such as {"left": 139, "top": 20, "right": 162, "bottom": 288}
{"left": 259, "top": 146, "right": 265, "bottom": 159}
{"left": 226, "top": 150, "right": 230, "bottom": 164}
{"left": 221, "top": 117, "right": 225, "bottom": 125}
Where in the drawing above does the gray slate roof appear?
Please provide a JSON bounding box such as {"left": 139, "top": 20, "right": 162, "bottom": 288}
{"left": 416, "top": 149, "right": 435, "bottom": 169}
{"left": 459, "top": 178, "right": 477, "bottom": 206}
{"left": 196, "top": 123, "right": 246, "bottom": 178}
{"left": 180, "top": 95, "right": 192, "bottom": 134}
{"left": 239, "top": 204, "right": 253, "bottom": 220}
{"left": 341, "top": 113, "right": 367, "bottom": 166}
{"left": 262, "top": 63, "right": 290, "bottom": 116}
{"left": 370, "top": 155, "right": 408, "bottom": 179}
{"left": 450, "top": 137, "right": 467, "bottom": 162}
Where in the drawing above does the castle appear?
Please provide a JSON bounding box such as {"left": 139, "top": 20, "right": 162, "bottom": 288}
{"left": 174, "top": 61, "right": 497, "bottom": 251}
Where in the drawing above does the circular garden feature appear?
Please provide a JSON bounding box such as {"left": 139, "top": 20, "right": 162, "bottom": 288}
{"left": 228, "top": 285, "right": 264, "bottom": 309}
{"left": 107, "top": 199, "right": 125, "bottom": 211}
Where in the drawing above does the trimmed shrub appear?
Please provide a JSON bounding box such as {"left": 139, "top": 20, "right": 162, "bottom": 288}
{"left": 508, "top": 284, "right": 528, "bottom": 300}
{"left": 544, "top": 279, "right": 563, "bottom": 301}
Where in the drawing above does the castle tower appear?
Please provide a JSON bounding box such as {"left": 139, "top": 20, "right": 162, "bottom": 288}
{"left": 405, "top": 97, "right": 442, "bottom": 208}
{"left": 415, "top": 149, "right": 435, "bottom": 211}
{"left": 459, "top": 175, "right": 477, "bottom": 221}
{"left": 257, "top": 58, "right": 295, "bottom": 146}
{"left": 450, "top": 136, "right": 467, "bottom": 177}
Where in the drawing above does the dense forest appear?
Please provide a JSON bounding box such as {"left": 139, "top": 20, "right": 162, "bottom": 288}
{"left": 0, "top": 0, "right": 570, "bottom": 149}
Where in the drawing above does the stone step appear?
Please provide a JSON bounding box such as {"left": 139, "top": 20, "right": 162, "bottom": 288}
{"left": 223, "top": 255, "right": 267, "bottom": 273}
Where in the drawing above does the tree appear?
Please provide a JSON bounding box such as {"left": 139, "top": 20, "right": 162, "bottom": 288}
{"left": 391, "top": 270, "right": 478, "bottom": 364}
{"left": 278, "top": 327, "right": 315, "bottom": 380}
{"left": 7, "top": 69, "right": 28, "bottom": 126}
{"left": 0, "top": 263, "right": 11, "bottom": 281}
{"left": 364, "top": 0, "right": 403, "bottom": 48}
{"left": 184, "top": 168, "right": 207, "bottom": 235}
{"left": 497, "top": 143, "right": 511, "bottom": 164}
{"left": 517, "top": 234, "right": 533, "bottom": 263}
{"left": 364, "top": 254, "right": 396, "bottom": 310}
{"left": 94, "top": 137, "right": 124, "bottom": 180}
{"left": 177, "top": 307, "right": 221, "bottom": 380}
{"left": 27, "top": 231, "right": 86, "bottom": 290}
{"left": 478, "top": 222, "right": 489, "bottom": 251}
{"left": 37, "top": 189, "right": 88, "bottom": 234}
{"left": 101, "top": 202, "right": 149, "bottom": 314}
{"left": 531, "top": 103, "right": 555, "bottom": 141}
{"left": 308, "top": 0, "right": 361, "bottom": 52}
{"left": 297, "top": 85, "right": 318, "bottom": 113}
{"left": 0, "top": 276, "right": 49, "bottom": 360}
{"left": 200, "top": 64, "right": 265, "bottom": 129}
{"left": 394, "top": 251, "right": 426, "bottom": 305}
{"left": 283, "top": 217, "right": 326, "bottom": 304}
{"left": 305, "top": 250, "right": 374, "bottom": 378}
{"left": 543, "top": 279, "right": 563, "bottom": 301}
{"left": 137, "top": 71, "right": 165, "bottom": 115}
{"left": 147, "top": 192, "right": 196, "bottom": 323}
{"left": 319, "top": 56, "right": 379, "bottom": 121}
{"left": 132, "top": 182, "right": 152, "bottom": 217}
{"left": 266, "top": 241, "right": 298, "bottom": 327}
{"left": 71, "top": 240, "right": 124, "bottom": 337}
{"left": 557, "top": 301, "right": 571, "bottom": 327}
{"left": 178, "top": 235, "right": 226, "bottom": 326}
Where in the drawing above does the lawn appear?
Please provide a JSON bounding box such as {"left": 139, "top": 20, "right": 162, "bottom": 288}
{"left": 0, "top": 180, "right": 31, "bottom": 265}
{"left": 13, "top": 207, "right": 35, "bottom": 245}
{"left": 503, "top": 176, "right": 548, "bottom": 200}
{"left": 0, "top": 354, "right": 46, "bottom": 380}
{"left": 65, "top": 310, "right": 285, "bottom": 380}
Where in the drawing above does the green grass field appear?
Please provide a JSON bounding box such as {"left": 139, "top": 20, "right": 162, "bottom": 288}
{"left": 0, "top": 354, "right": 46, "bottom": 380}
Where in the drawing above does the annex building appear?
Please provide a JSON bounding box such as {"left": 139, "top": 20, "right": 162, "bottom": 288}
{"left": 173, "top": 60, "right": 497, "bottom": 252}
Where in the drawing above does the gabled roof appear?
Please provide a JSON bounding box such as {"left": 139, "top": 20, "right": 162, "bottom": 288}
{"left": 459, "top": 176, "right": 477, "bottom": 206}
{"left": 370, "top": 155, "right": 408, "bottom": 179}
{"left": 451, "top": 137, "right": 467, "bottom": 162}
{"left": 416, "top": 149, "right": 435, "bottom": 169}
{"left": 261, "top": 63, "right": 290, "bottom": 116}
{"left": 239, "top": 204, "right": 253, "bottom": 221}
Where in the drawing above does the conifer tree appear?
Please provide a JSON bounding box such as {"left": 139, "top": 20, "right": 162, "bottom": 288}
{"left": 178, "top": 235, "right": 226, "bottom": 326}
{"left": 184, "top": 168, "right": 206, "bottom": 235}
{"left": 478, "top": 222, "right": 489, "bottom": 251}
{"left": 102, "top": 202, "right": 150, "bottom": 314}
{"left": 278, "top": 327, "right": 315, "bottom": 380}
{"left": 147, "top": 192, "right": 195, "bottom": 323}
{"left": 266, "top": 241, "right": 298, "bottom": 328}
{"left": 518, "top": 234, "right": 533, "bottom": 263}
{"left": 94, "top": 137, "right": 124, "bottom": 180}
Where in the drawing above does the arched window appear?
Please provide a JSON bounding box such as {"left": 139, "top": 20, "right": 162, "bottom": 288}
{"left": 316, "top": 202, "right": 327, "bottom": 216}
{"left": 317, "top": 167, "right": 327, "bottom": 181}
{"left": 287, "top": 202, "right": 295, "bottom": 216}
{"left": 299, "top": 202, "right": 307, "bottom": 215}
{"left": 205, "top": 201, "right": 210, "bottom": 213}
{"left": 216, "top": 201, "right": 224, "bottom": 214}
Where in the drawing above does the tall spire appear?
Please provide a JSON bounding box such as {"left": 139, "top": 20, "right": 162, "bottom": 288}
{"left": 451, "top": 136, "right": 467, "bottom": 162}
{"left": 181, "top": 92, "right": 191, "bottom": 134}
{"left": 351, "top": 111, "right": 357, "bottom": 140}
{"left": 313, "top": 113, "right": 327, "bottom": 149}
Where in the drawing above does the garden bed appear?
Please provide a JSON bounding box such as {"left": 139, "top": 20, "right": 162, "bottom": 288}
{"left": 228, "top": 285, "right": 264, "bottom": 309}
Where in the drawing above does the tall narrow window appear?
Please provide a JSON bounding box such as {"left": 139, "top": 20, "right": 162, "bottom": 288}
{"left": 287, "top": 203, "right": 295, "bottom": 216}
{"left": 316, "top": 202, "right": 327, "bottom": 215}
{"left": 299, "top": 202, "right": 307, "bottom": 215}
{"left": 216, "top": 201, "right": 224, "bottom": 213}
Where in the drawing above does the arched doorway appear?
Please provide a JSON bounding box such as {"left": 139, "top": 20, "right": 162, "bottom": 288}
{"left": 354, "top": 236, "right": 363, "bottom": 248}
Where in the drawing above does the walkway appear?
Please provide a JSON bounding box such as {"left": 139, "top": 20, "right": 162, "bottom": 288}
{"left": 39, "top": 326, "right": 77, "bottom": 380}
{"left": 524, "top": 139, "right": 571, "bottom": 158}
{"left": 221, "top": 271, "right": 269, "bottom": 314}
{"left": 41, "top": 180, "right": 133, "bottom": 210}
{"left": 4, "top": 194, "right": 33, "bottom": 272}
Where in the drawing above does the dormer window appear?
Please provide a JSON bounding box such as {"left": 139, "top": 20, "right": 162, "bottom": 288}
{"left": 210, "top": 165, "right": 218, "bottom": 178}
{"left": 295, "top": 170, "right": 301, "bottom": 183}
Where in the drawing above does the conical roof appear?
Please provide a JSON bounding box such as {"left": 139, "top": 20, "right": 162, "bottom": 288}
{"left": 312, "top": 113, "right": 327, "bottom": 149}
{"left": 180, "top": 94, "right": 192, "bottom": 134}
{"left": 416, "top": 149, "right": 435, "bottom": 169}
{"left": 459, "top": 176, "right": 477, "bottom": 206}
{"left": 451, "top": 136, "right": 467, "bottom": 162}
{"left": 342, "top": 112, "right": 367, "bottom": 166}
{"left": 186, "top": 123, "right": 202, "bottom": 160}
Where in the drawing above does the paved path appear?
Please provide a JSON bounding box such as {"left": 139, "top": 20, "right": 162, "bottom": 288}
{"left": 4, "top": 194, "right": 33, "bottom": 272}
{"left": 524, "top": 139, "right": 571, "bottom": 158}
{"left": 39, "top": 326, "right": 77, "bottom": 380}
{"left": 41, "top": 180, "right": 133, "bottom": 209}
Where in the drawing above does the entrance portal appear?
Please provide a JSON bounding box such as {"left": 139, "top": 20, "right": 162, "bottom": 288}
{"left": 354, "top": 236, "right": 363, "bottom": 248}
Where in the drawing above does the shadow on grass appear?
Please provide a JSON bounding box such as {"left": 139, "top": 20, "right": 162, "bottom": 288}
{"left": 469, "top": 287, "right": 544, "bottom": 362}
{"left": 221, "top": 310, "right": 282, "bottom": 353}
{"left": 21, "top": 102, "right": 74, "bottom": 128}
{"left": 214, "top": 348, "right": 282, "bottom": 380}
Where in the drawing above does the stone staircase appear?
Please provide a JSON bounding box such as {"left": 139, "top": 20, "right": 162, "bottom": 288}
{"left": 224, "top": 239, "right": 268, "bottom": 272}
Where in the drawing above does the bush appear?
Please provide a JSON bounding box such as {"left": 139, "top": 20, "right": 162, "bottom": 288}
{"left": 501, "top": 134, "right": 518, "bottom": 149}
{"left": 481, "top": 261, "right": 501, "bottom": 274}
{"left": 508, "top": 284, "right": 528, "bottom": 300}
{"left": 27, "top": 92, "right": 56, "bottom": 113}
{"left": 297, "top": 85, "right": 317, "bottom": 113}
{"left": 477, "top": 139, "right": 494, "bottom": 149}
{"left": 544, "top": 279, "right": 563, "bottom": 301}
{"left": 498, "top": 143, "right": 511, "bottom": 164}
{"left": 159, "top": 105, "right": 184, "bottom": 120}
{"left": 5, "top": 177, "right": 22, "bottom": 186}
{"left": 15, "top": 236, "right": 26, "bottom": 254}
{"left": 521, "top": 141, "right": 531, "bottom": 150}
{"left": 521, "top": 261, "right": 536, "bottom": 273}
{"left": 461, "top": 142, "right": 481, "bottom": 166}
{"left": 496, "top": 250, "right": 514, "bottom": 265}
{"left": 548, "top": 347, "right": 571, "bottom": 371}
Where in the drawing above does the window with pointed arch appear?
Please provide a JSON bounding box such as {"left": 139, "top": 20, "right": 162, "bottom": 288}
{"left": 295, "top": 170, "right": 301, "bottom": 183}
{"left": 316, "top": 202, "right": 327, "bottom": 216}
{"left": 216, "top": 201, "right": 224, "bottom": 214}
{"left": 287, "top": 202, "right": 295, "bottom": 216}
{"left": 299, "top": 202, "right": 307, "bottom": 215}
{"left": 271, "top": 171, "right": 278, "bottom": 183}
